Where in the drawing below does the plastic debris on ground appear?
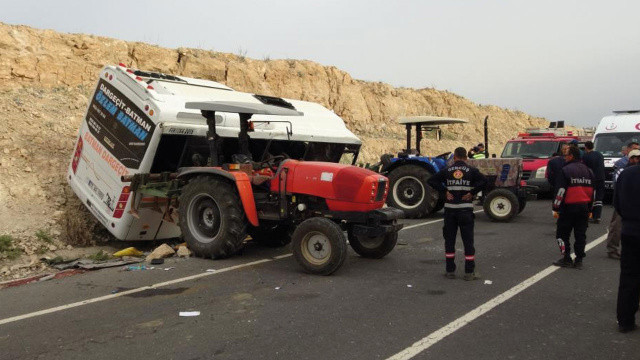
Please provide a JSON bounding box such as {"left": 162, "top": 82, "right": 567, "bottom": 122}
{"left": 484, "top": 280, "right": 493, "bottom": 285}
{"left": 113, "top": 247, "right": 144, "bottom": 257}
{"left": 150, "top": 258, "right": 165, "bottom": 265}
{"left": 407, "top": 284, "right": 413, "bottom": 288}
{"left": 53, "top": 257, "right": 142, "bottom": 270}
{"left": 163, "top": 267, "right": 175, "bottom": 271}
{"left": 124, "top": 265, "right": 148, "bottom": 271}
{"left": 274, "top": 287, "right": 281, "bottom": 290}
{"left": 179, "top": 311, "right": 200, "bottom": 317}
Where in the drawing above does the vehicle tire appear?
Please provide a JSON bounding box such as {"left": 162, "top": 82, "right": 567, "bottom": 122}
{"left": 483, "top": 188, "right": 519, "bottom": 222}
{"left": 178, "top": 176, "right": 248, "bottom": 259}
{"left": 249, "top": 223, "right": 292, "bottom": 247}
{"left": 291, "top": 217, "right": 347, "bottom": 275}
{"left": 347, "top": 228, "right": 397, "bottom": 259}
{"left": 387, "top": 165, "right": 437, "bottom": 218}
{"left": 518, "top": 196, "right": 527, "bottom": 214}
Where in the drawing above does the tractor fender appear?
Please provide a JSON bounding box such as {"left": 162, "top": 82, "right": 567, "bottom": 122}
{"left": 177, "top": 167, "right": 259, "bottom": 227}
{"left": 384, "top": 159, "right": 438, "bottom": 176}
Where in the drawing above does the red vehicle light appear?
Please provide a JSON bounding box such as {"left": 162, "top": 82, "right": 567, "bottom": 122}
{"left": 71, "top": 137, "right": 83, "bottom": 174}
{"left": 113, "top": 186, "right": 131, "bottom": 219}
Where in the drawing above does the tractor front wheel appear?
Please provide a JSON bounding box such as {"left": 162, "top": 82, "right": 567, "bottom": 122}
{"left": 178, "top": 176, "right": 248, "bottom": 259}
{"left": 292, "top": 217, "right": 347, "bottom": 275}
{"left": 347, "top": 228, "right": 397, "bottom": 259}
{"left": 387, "top": 165, "right": 437, "bottom": 218}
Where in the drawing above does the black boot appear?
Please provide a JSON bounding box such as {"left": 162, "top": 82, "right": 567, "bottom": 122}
{"left": 553, "top": 256, "right": 573, "bottom": 267}
{"left": 573, "top": 257, "right": 583, "bottom": 269}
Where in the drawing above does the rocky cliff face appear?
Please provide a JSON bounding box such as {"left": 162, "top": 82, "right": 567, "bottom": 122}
{"left": 0, "top": 22, "right": 547, "bottom": 252}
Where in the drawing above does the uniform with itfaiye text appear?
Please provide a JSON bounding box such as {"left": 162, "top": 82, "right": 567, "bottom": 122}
{"left": 428, "top": 161, "right": 486, "bottom": 274}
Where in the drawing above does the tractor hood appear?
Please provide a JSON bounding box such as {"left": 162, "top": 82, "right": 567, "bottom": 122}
{"left": 272, "top": 160, "right": 389, "bottom": 212}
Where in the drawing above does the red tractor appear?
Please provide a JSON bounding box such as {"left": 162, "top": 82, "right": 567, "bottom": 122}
{"left": 123, "top": 101, "right": 403, "bottom": 275}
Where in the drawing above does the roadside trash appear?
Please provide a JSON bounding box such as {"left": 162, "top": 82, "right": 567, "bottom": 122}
{"left": 38, "top": 274, "right": 55, "bottom": 282}
{"left": 407, "top": 284, "right": 413, "bottom": 288}
{"left": 113, "top": 247, "right": 144, "bottom": 257}
{"left": 173, "top": 242, "right": 187, "bottom": 251}
{"left": 205, "top": 269, "right": 216, "bottom": 272}
{"left": 150, "top": 258, "right": 165, "bottom": 265}
{"left": 176, "top": 245, "right": 191, "bottom": 258}
{"left": 163, "top": 267, "right": 175, "bottom": 271}
{"left": 111, "top": 289, "right": 119, "bottom": 294}
{"left": 274, "top": 287, "right": 281, "bottom": 290}
{"left": 124, "top": 265, "right": 148, "bottom": 271}
{"left": 41, "top": 256, "right": 74, "bottom": 265}
{"left": 484, "top": 280, "right": 493, "bottom": 285}
{"left": 179, "top": 311, "right": 200, "bottom": 317}
{"left": 146, "top": 244, "right": 175, "bottom": 262}
{"left": 53, "top": 257, "right": 141, "bottom": 270}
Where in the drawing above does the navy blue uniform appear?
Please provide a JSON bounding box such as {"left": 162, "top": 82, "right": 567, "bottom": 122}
{"left": 428, "top": 160, "right": 486, "bottom": 274}
{"left": 553, "top": 160, "right": 594, "bottom": 260}
{"left": 614, "top": 165, "right": 640, "bottom": 330}
{"left": 546, "top": 156, "right": 565, "bottom": 194}
{"left": 583, "top": 150, "right": 605, "bottom": 220}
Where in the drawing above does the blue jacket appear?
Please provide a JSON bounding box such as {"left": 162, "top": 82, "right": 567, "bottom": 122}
{"left": 614, "top": 165, "right": 640, "bottom": 235}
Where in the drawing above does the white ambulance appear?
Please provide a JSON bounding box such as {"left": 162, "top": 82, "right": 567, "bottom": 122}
{"left": 67, "top": 64, "right": 361, "bottom": 241}
{"left": 593, "top": 110, "right": 640, "bottom": 191}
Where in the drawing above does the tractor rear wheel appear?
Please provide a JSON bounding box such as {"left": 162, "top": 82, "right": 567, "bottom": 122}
{"left": 483, "top": 188, "right": 519, "bottom": 222}
{"left": 292, "top": 217, "right": 347, "bottom": 275}
{"left": 178, "top": 176, "right": 248, "bottom": 259}
{"left": 387, "top": 165, "right": 437, "bottom": 218}
{"left": 249, "top": 223, "right": 292, "bottom": 247}
{"left": 347, "top": 228, "right": 397, "bottom": 259}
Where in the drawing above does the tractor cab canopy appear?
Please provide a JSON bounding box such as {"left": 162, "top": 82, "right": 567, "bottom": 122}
{"left": 397, "top": 116, "right": 468, "bottom": 155}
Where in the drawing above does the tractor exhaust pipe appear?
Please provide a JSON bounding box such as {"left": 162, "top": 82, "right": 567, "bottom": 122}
{"left": 483, "top": 115, "right": 489, "bottom": 158}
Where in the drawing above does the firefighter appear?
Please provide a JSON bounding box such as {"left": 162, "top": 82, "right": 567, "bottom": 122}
{"left": 428, "top": 147, "right": 487, "bottom": 280}
{"left": 582, "top": 141, "right": 605, "bottom": 223}
{"left": 552, "top": 146, "right": 594, "bottom": 269}
{"left": 614, "top": 150, "right": 640, "bottom": 332}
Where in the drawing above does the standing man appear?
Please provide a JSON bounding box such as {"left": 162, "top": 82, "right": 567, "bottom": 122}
{"left": 607, "top": 150, "right": 640, "bottom": 259}
{"left": 546, "top": 143, "right": 569, "bottom": 195}
{"left": 552, "top": 146, "right": 594, "bottom": 269}
{"left": 472, "top": 143, "right": 486, "bottom": 159}
{"left": 428, "top": 147, "right": 487, "bottom": 280}
{"left": 614, "top": 150, "right": 640, "bottom": 333}
{"left": 583, "top": 141, "right": 605, "bottom": 223}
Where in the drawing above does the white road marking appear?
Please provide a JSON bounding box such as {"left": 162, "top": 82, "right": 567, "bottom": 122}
{"left": 0, "top": 256, "right": 291, "bottom": 326}
{"left": 386, "top": 232, "right": 609, "bottom": 360}
{"left": 401, "top": 210, "right": 484, "bottom": 231}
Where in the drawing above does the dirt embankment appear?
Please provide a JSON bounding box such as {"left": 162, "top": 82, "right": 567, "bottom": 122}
{"left": 0, "top": 22, "right": 550, "bottom": 278}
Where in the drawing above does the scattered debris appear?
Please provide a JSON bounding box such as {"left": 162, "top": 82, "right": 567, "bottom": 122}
{"left": 150, "top": 258, "right": 165, "bottom": 265}
{"left": 113, "top": 247, "right": 144, "bottom": 257}
{"left": 173, "top": 242, "right": 187, "bottom": 251}
{"left": 176, "top": 245, "right": 191, "bottom": 258}
{"left": 124, "top": 265, "right": 148, "bottom": 271}
{"left": 179, "top": 311, "right": 200, "bottom": 317}
{"left": 87, "top": 250, "right": 111, "bottom": 262}
{"left": 407, "top": 284, "right": 413, "bottom": 288}
{"left": 274, "top": 287, "right": 281, "bottom": 290}
{"left": 146, "top": 244, "right": 175, "bottom": 262}
{"left": 484, "top": 280, "right": 493, "bottom": 285}
{"left": 54, "top": 257, "right": 141, "bottom": 270}
{"left": 163, "top": 267, "right": 175, "bottom": 271}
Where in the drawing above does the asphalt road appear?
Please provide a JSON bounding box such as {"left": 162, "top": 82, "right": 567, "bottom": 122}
{"left": 1, "top": 200, "right": 638, "bottom": 360}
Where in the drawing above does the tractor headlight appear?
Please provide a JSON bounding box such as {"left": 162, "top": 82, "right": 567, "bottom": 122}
{"left": 535, "top": 166, "right": 547, "bottom": 179}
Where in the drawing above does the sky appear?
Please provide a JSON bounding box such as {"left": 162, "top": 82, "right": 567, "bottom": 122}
{"left": 2, "top": 0, "right": 639, "bottom": 127}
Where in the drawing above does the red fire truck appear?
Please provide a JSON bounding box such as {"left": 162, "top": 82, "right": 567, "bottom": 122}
{"left": 500, "top": 124, "right": 588, "bottom": 194}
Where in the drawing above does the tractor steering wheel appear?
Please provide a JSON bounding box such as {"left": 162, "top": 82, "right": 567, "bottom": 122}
{"left": 435, "top": 151, "right": 451, "bottom": 159}
{"left": 258, "top": 155, "right": 286, "bottom": 172}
